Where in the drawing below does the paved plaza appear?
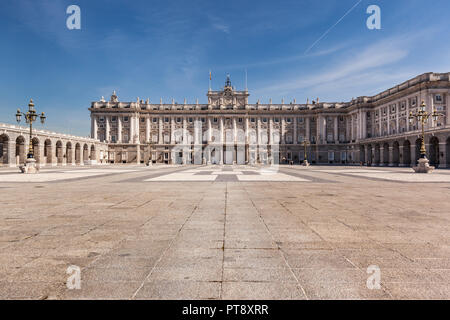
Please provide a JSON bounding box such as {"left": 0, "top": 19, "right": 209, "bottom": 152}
{"left": 0, "top": 164, "right": 450, "bottom": 299}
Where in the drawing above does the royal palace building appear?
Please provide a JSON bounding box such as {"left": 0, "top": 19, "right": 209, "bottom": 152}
{"left": 89, "top": 72, "right": 450, "bottom": 168}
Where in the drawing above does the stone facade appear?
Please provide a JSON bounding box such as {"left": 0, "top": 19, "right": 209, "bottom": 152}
{"left": 0, "top": 123, "right": 108, "bottom": 167}
{"left": 89, "top": 72, "right": 450, "bottom": 167}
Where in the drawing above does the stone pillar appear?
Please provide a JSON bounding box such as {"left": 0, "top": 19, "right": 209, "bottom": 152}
{"left": 388, "top": 146, "right": 394, "bottom": 166}
{"left": 146, "top": 117, "right": 150, "bottom": 143}
{"left": 399, "top": 145, "right": 404, "bottom": 167}
{"left": 158, "top": 117, "right": 163, "bottom": 144}
{"left": 362, "top": 111, "right": 367, "bottom": 140}
{"left": 350, "top": 115, "right": 354, "bottom": 141}
{"left": 105, "top": 116, "right": 110, "bottom": 143}
{"left": 380, "top": 144, "right": 388, "bottom": 167}
{"left": 130, "top": 116, "right": 135, "bottom": 143}
{"left": 208, "top": 117, "right": 212, "bottom": 143}
{"left": 182, "top": 117, "right": 188, "bottom": 164}
{"left": 281, "top": 117, "right": 286, "bottom": 144}
{"left": 316, "top": 116, "right": 322, "bottom": 144}
{"left": 7, "top": 141, "right": 16, "bottom": 167}
{"left": 91, "top": 115, "right": 98, "bottom": 140}
{"left": 306, "top": 117, "right": 310, "bottom": 141}
{"left": 245, "top": 117, "right": 249, "bottom": 144}
{"left": 334, "top": 116, "right": 339, "bottom": 143}
{"left": 118, "top": 116, "right": 122, "bottom": 143}
{"left": 170, "top": 117, "right": 175, "bottom": 144}
{"left": 269, "top": 118, "right": 273, "bottom": 145}
{"left": 233, "top": 117, "right": 237, "bottom": 144}
{"left": 294, "top": 117, "right": 298, "bottom": 144}
{"left": 219, "top": 118, "right": 224, "bottom": 144}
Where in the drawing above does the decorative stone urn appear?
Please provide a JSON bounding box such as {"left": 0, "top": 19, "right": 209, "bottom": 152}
{"left": 19, "top": 158, "right": 39, "bottom": 174}
{"left": 413, "top": 157, "right": 434, "bottom": 173}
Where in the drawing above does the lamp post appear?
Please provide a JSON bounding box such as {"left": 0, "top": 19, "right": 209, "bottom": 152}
{"left": 408, "top": 100, "right": 442, "bottom": 173}
{"left": 15, "top": 99, "right": 46, "bottom": 173}
{"left": 302, "top": 139, "right": 310, "bottom": 166}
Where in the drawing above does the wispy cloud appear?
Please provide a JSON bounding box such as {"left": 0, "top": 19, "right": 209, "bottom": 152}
{"left": 256, "top": 35, "right": 414, "bottom": 96}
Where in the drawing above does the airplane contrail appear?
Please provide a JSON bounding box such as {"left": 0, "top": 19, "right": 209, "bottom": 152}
{"left": 304, "top": 0, "right": 364, "bottom": 55}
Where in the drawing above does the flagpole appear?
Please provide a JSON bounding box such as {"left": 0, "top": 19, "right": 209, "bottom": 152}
{"left": 209, "top": 70, "right": 212, "bottom": 91}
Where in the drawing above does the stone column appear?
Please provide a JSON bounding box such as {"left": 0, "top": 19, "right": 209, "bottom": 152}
{"left": 269, "top": 118, "right": 273, "bottom": 145}
{"left": 233, "top": 117, "right": 237, "bottom": 144}
{"left": 7, "top": 141, "right": 16, "bottom": 167}
{"left": 91, "top": 115, "right": 98, "bottom": 140}
{"left": 182, "top": 117, "right": 188, "bottom": 164}
{"left": 388, "top": 146, "right": 394, "bottom": 166}
{"left": 245, "top": 117, "right": 249, "bottom": 144}
{"left": 118, "top": 116, "right": 122, "bottom": 143}
{"left": 281, "top": 117, "right": 286, "bottom": 144}
{"left": 146, "top": 117, "right": 150, "bottom": 143}
{"left": 362, "top": 111, "right": 367, "bottom": 140}
{"left": 305, "top": 117, "right": 310, "bottom": 141}
{"left": 158, "top": 117, "right": 163, "bottom": 144}
{"left": 130, "top": 116, "right": 135, "bottom": 143}
{"left": 105, "top": 116, "right": 110, "bottom": 142}
{"left": 379, "top": 146, "right": 384, "bottom": 166}
{"left": 293, "top": 117, "right": 298, "bottom": 144}
{"left": 219, "top": 118, "right": 224, "bottom": 164}
{"left": 334, "top": 116, "right": 339, "bottom": 143}
{"left": 170, "top": 117, "right": 175, "bottom": 144}
{"left": 208, "top": 117, "right": 212, "bottom": 143}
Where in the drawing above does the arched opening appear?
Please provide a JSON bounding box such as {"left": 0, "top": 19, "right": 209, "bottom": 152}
{"left": 75, "top": 143, "right": 81, "bottom": 165}
{"left": 66, "top": 142, "right": 73, "bottom": 164}
{"left": 367, "top": 144, "right": 373, "bottom": 166}
{"left": 90, "top": 145, "right": 96, "bottom": 161}
{"left": 32, "top": 137, "right": 40, "bottom": 164}
{"left": 383, "top": 143, "right": 390, "bottom": 165}
{"left": 83, "top": 144, "right": 89, "bottom": 163}
{"left": 44, "top": 139, "right": 52, "bottom": 165}
{"left": 393, "top": 141, "right": 400, "bottom": 166}
{"left": 359, "top": 145, "right": 365, "bottom": 164}
{"left": 446, "top": 137, "right": 450, "bottom": 168}
{"left": 374, "top": 144, "right": 380, "bottom": 165}
{"left": 403, "top": 140, "right": 411, "bottom": 167}
{"left": 429, "top": 136, "right": 439, "bottom": 167}
{"left": 15, "top": 136, "right": 26, "bottom": 165}
{"left": 0, "top": 134, "right": 10, "bottom": 165}
{"left": 56, "top": 141, "right": 63, "bottom": 165}
{"left": 415, "top": 138, "right": 422, "bottom": 163}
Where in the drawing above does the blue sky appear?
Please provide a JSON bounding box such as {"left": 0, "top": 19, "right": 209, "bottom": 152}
{"left": 1, "top": 0, "right": 449, "bottom": 136}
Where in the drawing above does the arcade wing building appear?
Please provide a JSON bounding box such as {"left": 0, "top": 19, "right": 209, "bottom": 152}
{"left": 89, "top": 73, "right": 450, "bottom": 167}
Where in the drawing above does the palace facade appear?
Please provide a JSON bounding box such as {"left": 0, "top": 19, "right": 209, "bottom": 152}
{"left": 89, "top": 72, "right": 450, "bottom": 168}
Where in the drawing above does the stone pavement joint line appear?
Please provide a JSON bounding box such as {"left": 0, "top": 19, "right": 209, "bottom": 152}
{"left": 0, "top": 165, "right": 450, "bottom": 299}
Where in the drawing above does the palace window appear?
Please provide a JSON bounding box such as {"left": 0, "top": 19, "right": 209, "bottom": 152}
{"left": 435, "top": 94, "right": 443, "bottom": 102}
{"left": 111, "top": 135, "right": 116, "bottom": 143}
{"left": 213, "top": 118, "right": 218, "bottom": 123}
{"left": 299, "top": 118, "right": 304, "bottom": 123}
{"left": 152, "top": 118, "right": 158, "bottom": 123}
{"left": 124, "top": 116, "right": 129, "bottom": 122}
{"left": 251, "top": 118, "right": 256, "bottom": 123}
{"left": 201, "top": 118, "right": 206, "bottom": 123}
{"left": 164, "top": 117, "right": 169, "bottom": 123}
{"left": 274, "top": 118, "right": 279, "bottom": 123}
{"left": 141, "top": 118, "right": 145, "bottom": 122}
{"left": 188, "top": 118, "right": 193, "bottom": 123}
{"left": 99, "top": 116, "right": 105, "bottom": 122}
{"left": 176, "top": 118, "right": 181, "bottom": 123}
{"left": 111, "top": 116, "right": 117, "bottom": 122}
{"left": 286, "top": 118, "right": 292, "bottom": 123}
{"left": 238, "top": 118, "right": 243, "bottom": 123}
{"left": 262, "top": 118, "right": 267, "bottom": 123}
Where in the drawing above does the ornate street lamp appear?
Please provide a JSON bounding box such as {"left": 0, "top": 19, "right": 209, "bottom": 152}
{"left": 16, "top": 99, "right": 46, "bottom": 173}
{"left": 408, "top": 100, "right": 442, "bottom": 173}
